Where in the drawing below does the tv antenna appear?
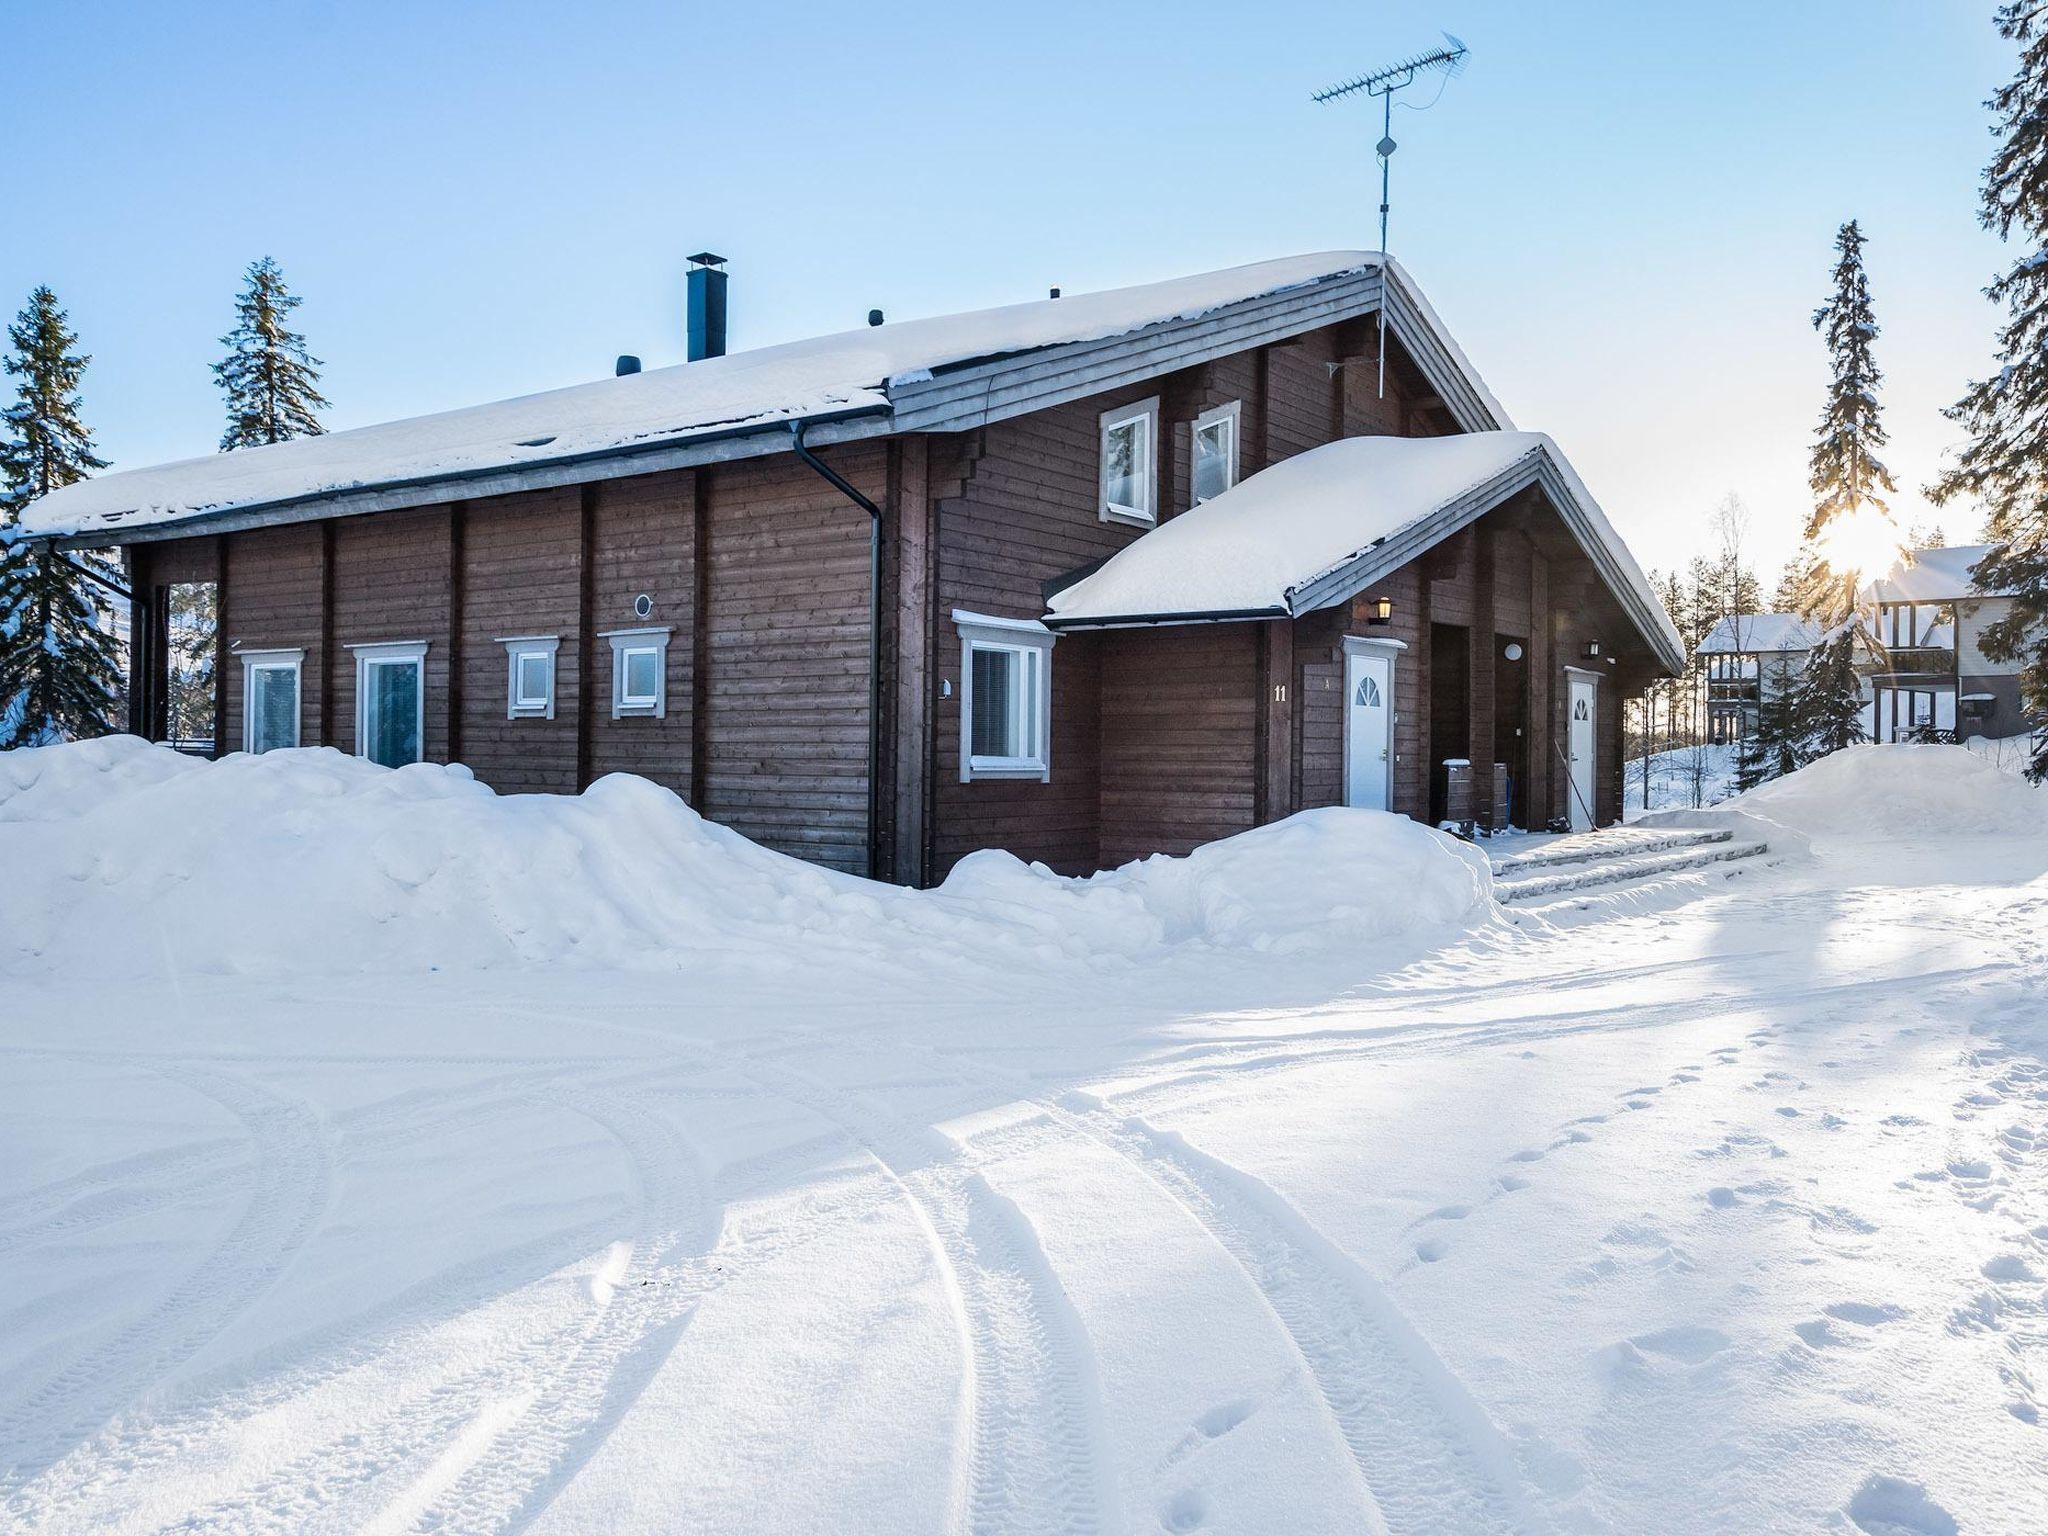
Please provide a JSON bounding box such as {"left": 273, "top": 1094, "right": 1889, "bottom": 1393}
{"left": 1315, "top": 34, "right": 1469, "bottom": 396}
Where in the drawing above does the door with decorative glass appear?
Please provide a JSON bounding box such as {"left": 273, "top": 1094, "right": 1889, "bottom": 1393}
{"left": 1344, "top": 647, "right": 1392, "bottom": 810}
{"left": 1567, "top": 674, "right": 1598, "bottom": 832}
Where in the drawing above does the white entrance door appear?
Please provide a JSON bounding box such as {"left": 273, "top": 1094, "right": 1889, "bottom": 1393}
{"left": 1566, "top": 674, "right": 1597, "bottom": 832}
{"left": 1344, "top": 647, "right": 1392, "bottom": 810}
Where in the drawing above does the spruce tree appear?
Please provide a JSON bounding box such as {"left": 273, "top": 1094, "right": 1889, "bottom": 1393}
{"left": 0, "top": 288, "right": 121, "bottom": 749}
{"left": 1735, "top": 682, "right": 1802, "bottom": 793}
{"left": 213, "top": 257, "right": 328, "bottom": 451}
{"left": 1781, "top": 220, "right": 1895, "bottom": 768}
{"left": 1932, "top": 5, "right": 2048, "bottom": 778}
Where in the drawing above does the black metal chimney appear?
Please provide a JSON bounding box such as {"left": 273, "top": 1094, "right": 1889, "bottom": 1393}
{"left": 687, "top": 252, "right": 728, "bottom": 361}
{"left": 615, "top": 354, "right": 642, "bottom": 376}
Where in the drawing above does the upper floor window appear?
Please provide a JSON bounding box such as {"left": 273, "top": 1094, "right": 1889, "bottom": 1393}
{"left": 499, "top": 635, "right": 560, "bottom": 720}
{"left": 1191, "top": 400, "right": 1240, "bottom": 505}
{"left": 237, "top": 647, "right": 303, "bottom": 755}
{"left": 350, "top": 640, "right": 428, "bottom": 768}
{"left": 1099, "top": 397, "right": 1159, "bottom": 526}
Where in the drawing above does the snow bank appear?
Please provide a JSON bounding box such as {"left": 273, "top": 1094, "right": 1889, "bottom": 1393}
{"left": 1732, "top": 743, "right": 2044, "bottom": 839}
{"left": 0, "top": 738, "right": 1493, "bottom": 979}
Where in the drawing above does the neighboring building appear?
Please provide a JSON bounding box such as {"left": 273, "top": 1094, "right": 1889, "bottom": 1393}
{"left": 1860, "top": 544, "right": 2027, "bottom": 743}
{"left": 20, "top": 252, "right": 1683, "bottom": 882}
{"left": 1695, "top": 612, "right": 1820, "bottom": 742}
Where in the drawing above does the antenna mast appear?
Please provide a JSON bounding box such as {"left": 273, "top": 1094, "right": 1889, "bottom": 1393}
{"left": 1315, "top": 34, "right": 1468, "bottom": 397}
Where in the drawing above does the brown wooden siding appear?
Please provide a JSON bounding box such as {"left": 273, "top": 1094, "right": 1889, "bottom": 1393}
{"left": 585, "top": 473, "right": 695, "bottom": 798}
{"left": 457, "top": 488, "right": 582, "bottom": 794}
{"left": 1098, "top": 624, "right": 1259, "bottom": 866}
{"left": 699, "top": 450, "right": 877, "bottom": 875}
{"left": 220, "top": 522, "right": 324, "bottom": 756}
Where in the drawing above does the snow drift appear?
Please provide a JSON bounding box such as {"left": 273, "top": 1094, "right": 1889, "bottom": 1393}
{"left": 0, "top": 738, "right": 1493, "bottom": 979}
{"left": 1733, "top": 742, "right": 2044, "bottom": 839}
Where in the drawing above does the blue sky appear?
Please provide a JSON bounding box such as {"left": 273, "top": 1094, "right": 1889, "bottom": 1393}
{"left": 3, "top": 0, "right": 2020, "bottom": 580}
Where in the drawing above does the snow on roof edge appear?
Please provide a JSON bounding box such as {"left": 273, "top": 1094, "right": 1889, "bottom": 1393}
{"left": 24, "top": 250, "right": 1497, "bottom": 543}
{"left": 1043, "top": 431, "right": 1684, "bottom": 672}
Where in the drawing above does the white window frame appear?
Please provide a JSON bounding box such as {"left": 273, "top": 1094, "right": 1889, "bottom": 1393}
{"left": 1098, "top": 396, "right": 1160, "bottom": 527}
{"left": 235, "top": 646, "right": 304, "bottom": 755}
{"left": 498, "top": 634, "right": 560, "bottom": 720}
{"left": 348, "top": 640, "right": 429, "bottom": 767}
{"left": 603, "top": 626, "right": 672, "bottom": 719}
{"left": 1190, "top": 399, "right": 1241, "bottom": 506}
{"left": 955, "top": 609, "right": 1056, "bottom": 782}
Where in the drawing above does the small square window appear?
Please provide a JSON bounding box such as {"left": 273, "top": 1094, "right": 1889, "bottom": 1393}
{"left": 623, "top": 648, "right": 660, "bottom": 704}
{"left": 605, "top": 627, "right": 672, "bottom": 719}
{"left": 500, "top": 636, "right": 560, "bottom": 720}
{"left": 1191, "top": 401, "right": 1239, "bottom": 505}
{"left": 1100, "top": 397, "right": 1159, "bottom": 526}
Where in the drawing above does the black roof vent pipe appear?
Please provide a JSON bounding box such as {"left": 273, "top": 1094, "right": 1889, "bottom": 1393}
{"left": 867, "top": 308, "right": 884, "bottom": 327}
{"left": 687, "top": 252, "right": 728, "bottom": 361}
{"left": 615, "top": 354, "right": 642, "bottom": 376}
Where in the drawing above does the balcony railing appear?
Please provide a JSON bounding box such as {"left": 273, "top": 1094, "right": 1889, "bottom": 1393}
{"left": 1867, "top": 645, "right": 1955, "bottom": 680}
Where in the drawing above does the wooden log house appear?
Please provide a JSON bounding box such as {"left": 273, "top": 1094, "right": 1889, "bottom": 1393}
{"left": 26, "top": 252, "right": 1685, "bottom": 884}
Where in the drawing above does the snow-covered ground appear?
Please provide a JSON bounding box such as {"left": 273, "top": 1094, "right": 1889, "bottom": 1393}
{"left": 1625, "top": 741, "right": 1741, "bottom": 816}
{"left": 3, "top": 740, "right": 2046, "bottom": 1534}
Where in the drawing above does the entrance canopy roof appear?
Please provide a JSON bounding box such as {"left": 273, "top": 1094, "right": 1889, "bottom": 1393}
{"left": 1042, "top": 431, "right": 1685, "bottom": 672}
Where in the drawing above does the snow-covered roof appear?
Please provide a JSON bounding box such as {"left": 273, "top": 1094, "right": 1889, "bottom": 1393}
{"left": 1862, "top": 545, "right": 2005, "bottom": 603}
{"left": 1697, "top": 613, "right": 1820, "bottom": 655}
{"left": 1043, "top": 432, "right": 1687, "bottom": 672}
{"left": 24, "top": 252, "right": 1510, "bottom": 544}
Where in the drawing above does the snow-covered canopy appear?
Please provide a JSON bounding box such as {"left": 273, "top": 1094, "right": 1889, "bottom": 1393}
{"left": 1697, "top": 613, "right": 1820, "bottom": 655}
{"left": 1861, "top": 544, "right": 2004, "bottom": 604}
{"left": 1044, "top": 432, "right": 1686, "bottom": 671}
{"left": 22, "top": 252, "right": 1507, "bottom": 543}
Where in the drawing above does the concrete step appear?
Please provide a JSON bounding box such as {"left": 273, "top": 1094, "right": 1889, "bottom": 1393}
{"left": 1494, "top": 837, "right": 1770, "bottom": 904}
{"left": 1489, "top": 825, "right": 1733, "bottom": 876}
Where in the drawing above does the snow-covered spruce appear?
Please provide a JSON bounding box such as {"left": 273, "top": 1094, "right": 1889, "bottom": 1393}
{"left": 0, "top": 287, "right": 120, "bottom": 750}
{"left": 1934, "top": 5, "right": 2048, "bottom": 778}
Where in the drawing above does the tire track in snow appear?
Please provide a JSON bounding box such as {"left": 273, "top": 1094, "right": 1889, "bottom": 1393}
{"left": 840, "top": 1035, "right": 1545, "bottom": 1535}
{"left": 0, "top": 1063, "right": 333, "bottom": 1489}
{"left": 406, "top": 1078, "right": 721, "bottom": 1533}
{"left": 1044, "top": 1093, "right": 1542, "bottom": 1535}
{"left": 733, "top": 1052, "right": 1118, "bottom": 1536}
{"left": 0, "top": 1064, "right": 656, "bottom": 1531}
{"left": 43, "top": 1072, "right": 904, "bottom": 1535}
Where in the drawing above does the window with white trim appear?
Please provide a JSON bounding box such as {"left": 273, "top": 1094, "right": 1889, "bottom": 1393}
{"left": 499, "top": 635, "right": 560, "bottom": 720}
{"left": 351, "top": 640, "right": 429, "bottom": 768}
{"left": 238, "top": 647, "right": 303, "bottom": 755}
{"left": 1099, "top": 397, "right": 1159, "bottom": 526}
{"left": 604, "top": 627, "right": 672, "bottom": 718}
{"left": 1190, "top": 400, "right": 1240, "bottom": 505}
{"left": 955, "top": 610, "right": 1056, "bottom": 782}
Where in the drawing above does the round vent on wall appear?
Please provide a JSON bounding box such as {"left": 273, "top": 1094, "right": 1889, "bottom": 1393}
{"left": 634, "top": 594, "right": 653, "bottom": 620}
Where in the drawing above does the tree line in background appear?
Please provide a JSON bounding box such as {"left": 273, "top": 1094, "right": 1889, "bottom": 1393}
{"left": 0, "top": 259, "right": 323, "bottom": 749}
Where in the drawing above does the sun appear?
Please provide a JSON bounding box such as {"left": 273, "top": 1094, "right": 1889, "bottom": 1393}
{"left": 1815, "top": 503, "right": 1906, "bottom": 586}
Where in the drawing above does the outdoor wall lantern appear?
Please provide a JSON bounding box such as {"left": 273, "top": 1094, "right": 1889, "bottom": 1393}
{"left": 1584, "top": 640, "right": 1602, "bottom": 659}
{"left": 1502, "top": 642, "right": 1524, "bottom": 661}
{"left": 1368, "top": 596, "right": 1394, "bottom": 625}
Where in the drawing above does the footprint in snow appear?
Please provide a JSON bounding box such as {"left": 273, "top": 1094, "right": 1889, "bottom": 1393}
{"left": 1414, "top": 1237, "right": 1450, "bottom": 1263}
{"left": 1845, "top": 1473, "right": 1957, "bottom": 1536}
{"left": 1629, "top": 1324, "right": 1732, "bottom": 1363}
{"left": 1705, "top": 1186, "right": 1740, "bottom": 1209}
{"left": 1161, "top": 1489, "right": 1209, "bottom": 1531}
{"left": 1509, "top": 1147, "right": 1547, "bottom": 1163}
{"left": 1497, "top": 1174, "right": 1532, "bottom": 1193}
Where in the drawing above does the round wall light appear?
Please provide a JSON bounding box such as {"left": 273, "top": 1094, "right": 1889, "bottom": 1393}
{"left": 634, "top": 593, "right": 654, "bottom": 619}
{"left": 1503, "top": 642, "right": 1524, "bottom": 662}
